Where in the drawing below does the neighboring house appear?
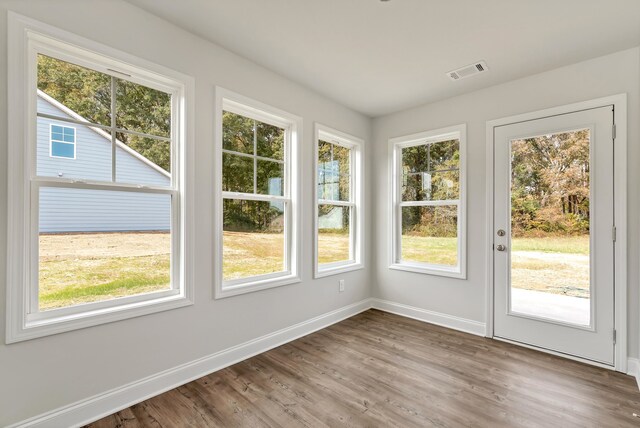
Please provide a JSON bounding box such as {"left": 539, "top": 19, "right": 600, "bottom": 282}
{"left": 37, "top": 90, "right": 171, "bottom": 233}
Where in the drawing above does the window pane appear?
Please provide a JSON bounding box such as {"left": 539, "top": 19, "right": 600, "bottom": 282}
{"left": 37, "top": 54, "right": 111, "bottom": 127}
{"left": 115, "top": 78, "right": 171, "bottom": 138}
{"left": 318, "top": 140, "right": 332, "bottom": 164}
{"left": 39, "top": 187, "right": 171, "bottom": 311}
{"left": 333, "top": 144, "right": 350, "bottom": 175}
{"left": 116, "top": 133, "right": 171, "bottom": 187}
{"left": 402, "top": 144, "right": 429, "bottom": 173}
{"left": 257, "top": 159, "right": 284, "bottom": 196}
{"left": 318, "top": 140, "right": 351, "bottom": 202}
{"left": 223, "top": 153, "right": 254, "bottom": 193}
{"left": 257, "top": 121, "right": 284, "bottom": 160}
{"left": 37, "top": 117, "right": 111, "bottom": 181}
{"left": 318, "top": 205, "right": 351, "bottom": 264}
{"left": 223, "top": 111, "right": 254, "bottom": 155}
{"left": 223, "top": 199, "right": 285, "bottom": 280}
{"left": 401, "top": 205, "right": 458, "bottom": 267}
{"left": 51, "top": 142, "right": 75, "bottom": 158}
{"left": 429, "top": 140, "right": 459, "bottom": 171}
{"left": 510, "top": 130, "right": 591, "bottom": 326}
{"left": 402, "top": 170, "right": 459, "bottom": 201}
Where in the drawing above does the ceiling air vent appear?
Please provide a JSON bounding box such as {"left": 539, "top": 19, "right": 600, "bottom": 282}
{"left": 447, "top": 61, "right": 489, "bottom": 81}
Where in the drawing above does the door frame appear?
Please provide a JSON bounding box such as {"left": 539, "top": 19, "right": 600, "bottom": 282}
{"left": 484, "top": 94, "right": 628, "bottom": 372}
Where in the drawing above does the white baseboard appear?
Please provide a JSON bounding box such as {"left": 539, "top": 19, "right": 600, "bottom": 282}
{"left": 8, "top": 298, "right": 372, "bottom": 428}
{"left": 627, "top": 358, "right": 640, "bottom": 390}
{"left": 371, "top": 298, "right": 486, "bottom": 336}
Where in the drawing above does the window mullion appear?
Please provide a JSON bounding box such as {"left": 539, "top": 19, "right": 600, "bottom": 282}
{"left": 253, "top": 119, "right": 257, "bottom": 194}
{"left": 110, "top": 76, "right": 117, "bottom": 182}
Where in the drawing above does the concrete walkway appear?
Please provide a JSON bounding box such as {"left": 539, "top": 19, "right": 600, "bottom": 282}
{"left": 511, "top": 288, "right": 590, "bottom": 326}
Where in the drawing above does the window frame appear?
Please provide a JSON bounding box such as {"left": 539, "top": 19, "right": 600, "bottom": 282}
{"left": 313, "top": 124, "right": 365, "bottom": 278}
{"left": 389, "top": 124, "right": 467, "bottom": 279}
{"left": 214, "top": 87, "right": 301, "bottom": 298}
{"left": 49, "top": 123, "right": 76, "bottom": 159}
{"left": 6, "top": 13, "right": 195, "bottom": 343}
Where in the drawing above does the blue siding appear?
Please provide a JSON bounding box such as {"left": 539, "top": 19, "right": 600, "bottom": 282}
{"left": 37, "top": 94, "right": 171, "bottom": 232}
{"left": 39, "top": 187, "right": 171, "bottom": 233}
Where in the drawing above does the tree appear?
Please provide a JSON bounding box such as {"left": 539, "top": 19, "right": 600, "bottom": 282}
{"left": 511, "top": 130, "right": 590, "bottom": 236}
{"left": 38, "top": 54, "right": 171, "bottom": 172}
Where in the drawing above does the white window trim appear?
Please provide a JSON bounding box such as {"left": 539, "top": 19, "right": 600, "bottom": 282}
{"left": 49, "top": 123, "right": 76, "bottom": 159}
{"left": 214, "top": 87, "right": 302, "bottom": 299}
{"left": 313, "top": 124, "right": 365, "bottom": 278}
{"left": 6, "top": 13, "right": 195, "bottom": 343}
{"left": 388, "top": 124, "right": 467, "bottom": 279}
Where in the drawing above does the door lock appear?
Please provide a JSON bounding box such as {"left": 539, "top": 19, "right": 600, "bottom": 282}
{"left": 496, "top": 244, "right": 507, "bottom": 251}
{"left": 497, "top": 229, "right": 506, "bottom": 237}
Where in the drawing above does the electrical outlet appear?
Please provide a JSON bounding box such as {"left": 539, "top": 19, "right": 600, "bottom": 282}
{"left": 339, "top": 279, "right": 345, "bottom": 292}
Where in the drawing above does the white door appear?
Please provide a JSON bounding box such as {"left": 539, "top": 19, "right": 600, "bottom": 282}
{"left": 493, "top": 106, "right": 615, "bottom": 365}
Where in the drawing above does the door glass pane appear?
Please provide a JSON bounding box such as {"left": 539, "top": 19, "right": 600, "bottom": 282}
{"left": 39, "top": 187, "right": 171, "bottom": 311}
{"left": 510, "top": 129, "right": 591, "bottom": 326}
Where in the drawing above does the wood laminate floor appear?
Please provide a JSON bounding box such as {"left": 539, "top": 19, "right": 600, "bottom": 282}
{"left": 87, "top": 310, "right": 640, "bottom": 427}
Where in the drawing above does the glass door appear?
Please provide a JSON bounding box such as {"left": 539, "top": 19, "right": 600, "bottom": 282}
{"left": 493, "top": 106, "right": 615, "bottom": 365}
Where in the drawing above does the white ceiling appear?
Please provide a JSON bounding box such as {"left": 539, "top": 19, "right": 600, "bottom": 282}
{"left": 127, "top": 0, "right": 640, "bottom": 117}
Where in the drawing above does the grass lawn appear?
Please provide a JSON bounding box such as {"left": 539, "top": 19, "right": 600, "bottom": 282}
{"left": 39, "top": 232, "right": 171, "bottom": 310}
{"left": 401, "top": 233, "right": 590, "bottom": 298}
{"left": 222, "top": 231, "right": 351, "bottom": 280}
{"left": 39, "top": 232, "right": 591, "bottom": 310}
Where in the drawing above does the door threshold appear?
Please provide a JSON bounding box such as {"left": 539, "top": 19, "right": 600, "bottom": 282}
{"left": 493, "top": 335, "right": 616, "bottom": 371}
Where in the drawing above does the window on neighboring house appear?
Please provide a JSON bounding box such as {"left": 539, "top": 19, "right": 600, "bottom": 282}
{"left": 6, "top": 15, "right": 193, "bottom": 342}
{"left": 390, "top": 125, "right": 466, "bottom": 278}
{"left": 315, "top": 125, "right": 364, "bottom": 277}
{"left": 49, "top": 124, "right": 76, "bottom": 158}
{"left": 215, "top": 89, "right": 301, "bottom": 298}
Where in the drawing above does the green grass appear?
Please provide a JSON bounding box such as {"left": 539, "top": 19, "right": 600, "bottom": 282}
{"left": 39, "top": 254, "right": 170, "bottom": 310}
{"left": 511, "top": 235, "right": 589, "bottom": 255}
{"left": 401, "top": 236, "right": 458, "bottom": 266}
{"left": 401, "top": 233, "right": 590, "bottom": 298}
{"left": 40, "top": 232, "right": 592, "bottom": 310}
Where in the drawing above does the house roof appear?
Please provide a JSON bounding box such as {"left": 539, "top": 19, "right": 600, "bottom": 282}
{"left": 37, "top": 89, "right": 171, "bottom": 179}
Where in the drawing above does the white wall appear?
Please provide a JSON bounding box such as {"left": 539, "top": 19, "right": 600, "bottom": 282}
{"left": 0, "top": 1, "right": 372, "bottom": 425}
{"left": 372, "top": 47, "right": 640, "bottom": 355}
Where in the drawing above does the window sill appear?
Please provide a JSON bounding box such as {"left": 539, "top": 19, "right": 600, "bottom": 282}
{"left": 215, "top": 273, "right": 301, "bottom": 299}
{"left": 315, "top": 262, "right": 364, "bottom": 279}
{"left": 7, "top": 292, "right": 193, "bottom": 344}
{"left": 389, "top": 262, "right": 466, "bottom": 279}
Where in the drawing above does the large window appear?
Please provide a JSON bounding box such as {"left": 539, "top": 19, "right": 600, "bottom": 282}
{"left": 314, "top": 125, "right": 364, "bottom": 277}
{"left": 7, "top": 16, "right": 193, "bottom": 342}
{"left": 215, "top": 89, "right": 301, "bottom": 298}
{"left": 390, "top": 125, "right": 466, "bottom": 278}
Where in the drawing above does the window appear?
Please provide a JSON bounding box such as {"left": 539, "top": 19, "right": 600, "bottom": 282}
{"left": 214, "top": 88, "right": 301, "bottom": 298}
{"left": 7, "top": 15, "right": 194, "bottom": 342}
{"left": 50, "top": 124, "right": 76, "bottom": 158}
{"left": 390, "top": 124, "right": 466, "bottom": 278}
{"left": 314, "top": 124, "right": 364, "bottom": 277}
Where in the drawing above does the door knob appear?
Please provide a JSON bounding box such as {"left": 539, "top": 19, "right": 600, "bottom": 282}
{"left": 496, "top": 244, "right": 507, "bottom": 251}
